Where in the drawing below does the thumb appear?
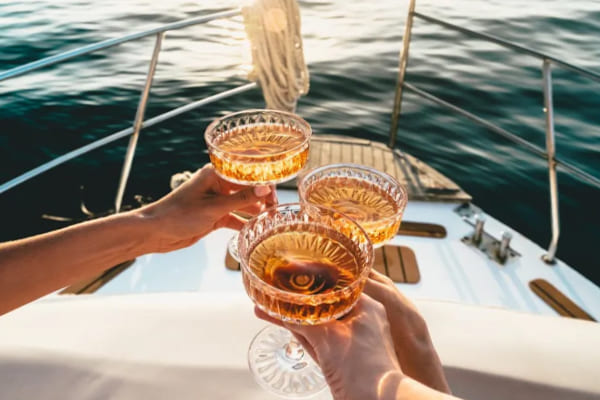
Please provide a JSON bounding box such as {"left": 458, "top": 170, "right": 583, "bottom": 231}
{"left": 216, "top": 185, "right": 272, "bottom": 213}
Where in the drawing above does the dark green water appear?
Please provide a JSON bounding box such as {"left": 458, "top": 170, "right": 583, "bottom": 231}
{"left": 1, "top": 0, "right": 599, "bottom": 284}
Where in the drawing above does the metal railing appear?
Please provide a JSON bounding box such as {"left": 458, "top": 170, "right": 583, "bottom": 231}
{"left": 0, "top": 8, "right": 258, "bottom": 213}
{"left": 388, "top": 0, "right": 600, "bottom": 263}
{"left": 2, "top": 3, "right": 599, "bottom": 264}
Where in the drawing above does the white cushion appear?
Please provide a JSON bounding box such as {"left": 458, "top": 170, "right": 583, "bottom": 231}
{"left": 0, "top": 293, "right": 598, "bottom": 399}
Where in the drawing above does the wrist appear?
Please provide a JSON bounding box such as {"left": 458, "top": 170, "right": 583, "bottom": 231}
{"left": 377, "top": 370, "right": 405, "bottom": 400}
{"left": 128, "top": 208, "right": 163, "bottom": 254}
{"left": 346, "top": 365, "right": 403, "bottom": 400}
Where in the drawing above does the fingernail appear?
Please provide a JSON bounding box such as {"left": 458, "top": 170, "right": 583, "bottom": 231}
{"left": 254, "top": 185, "right": 271, "bottom": 197}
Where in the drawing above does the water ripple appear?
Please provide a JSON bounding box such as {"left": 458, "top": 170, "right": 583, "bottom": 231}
{"left": 0, "top": 0, "right": 599, "bottom": 283}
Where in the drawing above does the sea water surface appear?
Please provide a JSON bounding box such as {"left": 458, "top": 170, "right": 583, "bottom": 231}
{"left": 0, "top": 0, "right": 599, "bottom": 284}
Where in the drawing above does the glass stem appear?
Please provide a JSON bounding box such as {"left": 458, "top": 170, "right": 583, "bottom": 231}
{"left": 284, "top": 338, "right": 305, "bottom": 361}
{"left": 231, "top": 211, "right": 253, "bottom": 222}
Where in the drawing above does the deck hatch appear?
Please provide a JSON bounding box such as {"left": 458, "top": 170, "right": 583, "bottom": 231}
{"left": 529, "top": 279, "right": 595, "bottom": 322}
{"left": 375, "top": 245, "right": 420, "bottom": 284}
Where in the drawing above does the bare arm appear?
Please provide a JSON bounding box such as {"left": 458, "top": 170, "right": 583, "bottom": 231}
{"left": 381, "top": 373, "right": 457, "bottom": 400}
{"left": 0, "top": 211, "right": 151, "bottom": 316}
{"left": 0, "top": 165, "right": 276, "bottom": 316}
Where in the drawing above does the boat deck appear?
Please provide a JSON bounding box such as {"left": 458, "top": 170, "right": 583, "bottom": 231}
{"left": 66, "top": 187, "right": 598, "bottom": 321}
{"left": 281, "top": 135, "right": 471, "bottom": 202}
{"left": 51, "top": 136, "right": 599, "bottom": 321}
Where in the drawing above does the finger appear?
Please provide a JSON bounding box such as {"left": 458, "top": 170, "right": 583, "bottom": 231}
{"left": 365, "top": 277, "right": 420, "bottom": 318}
{"left": 254, "top": 307, "right": 314, "bottom": 334}
{"left": 237, "top": 201, "right": 267, "bottom": 217}
{"left": 213, "top": 179, "right": 248, "bottom": 195}
{"left": 253, "top": 308, "right": 320, "bottom": 364}
{"left": 363, "top": 277, "right": 390, "bottom": 302}
{"left": 216, "top": 186, "right": 272, "bottom": 214}
{"left": 266, "top": 185, "right": 278, "bottom": 207}
{"left": 190, "top": 164, "right": 247, "bottom": 195}
{"left": 254, "top": 307, "right": 330, "bottom": 347}
{"left": 353, "top": 293, "right": 383, "bottom": 312}
{"left": 184, "top": 164, "right": 219, "bottom": 193}
{"left": 291, "top": 332, "right": 319, "bottom": 363}
{"left": 215, "top": 214, "right": 246, "bottom": 231}
{"left": 369, "top": 269, "right": 392, "bottom": 285}
{"left": 255, "top": 307, "right": 286, "bottom": 327}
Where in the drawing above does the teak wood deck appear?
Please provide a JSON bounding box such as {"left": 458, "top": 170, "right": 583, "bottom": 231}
{"left": 280, "top": 135, "right": 471, "bottom": 203}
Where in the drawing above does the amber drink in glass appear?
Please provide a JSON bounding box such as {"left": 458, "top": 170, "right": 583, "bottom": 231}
{"left": 299, "top": 163, "right": 407, "bottom": 247}
{"left": 205, "top": 109, "right": 311, "bottom": 261}
{"left": 205, "top": 109, "right": 311, "bottom": 185}
{"left": 239, "top": 203, "right": 373, "bottom": 397}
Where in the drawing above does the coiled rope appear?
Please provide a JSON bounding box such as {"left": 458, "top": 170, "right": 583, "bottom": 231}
{"left": 242, "top": 0, "right": 309, "bottom": 112}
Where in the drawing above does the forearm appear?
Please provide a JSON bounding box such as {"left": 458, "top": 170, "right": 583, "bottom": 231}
{"left": 0, "top": 210, "right": 154, "bottom": 316}
{"left": 380, "top": 372, "right": 459, "bottom": 400}
{"left": 400, "top": 335, "right": 451, "bottom": 393}
{"left": 396, "top": 377, "right": 459, "bottom": 400}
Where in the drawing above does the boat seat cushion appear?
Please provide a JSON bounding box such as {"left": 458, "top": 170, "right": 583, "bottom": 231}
{"left": 419, "top": 300, "right": 600, "bottom": 399}
{"left": 0, "top": 294, "right": 598, "bottom": 399}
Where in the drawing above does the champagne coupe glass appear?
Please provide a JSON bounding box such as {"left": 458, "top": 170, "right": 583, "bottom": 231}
{"left": 298, "top": 163, "right": 408, "bottom": 247}
{"left": 238, "top": 203, "right": 374, "bottom": 397}
{"left": 204, "top": 109, "right": 311, "bottom": 261}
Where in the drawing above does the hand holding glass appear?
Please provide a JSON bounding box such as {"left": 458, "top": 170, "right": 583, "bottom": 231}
{"left": 239, "top": 203, "right": 374, "bottom": 397}
{"left": 204, "top": 109, "right": 311, "bottom": 260}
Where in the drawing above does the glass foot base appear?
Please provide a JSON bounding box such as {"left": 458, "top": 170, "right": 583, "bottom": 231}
{"left": 249, "top": 325, "right": 327, "bottom": 398}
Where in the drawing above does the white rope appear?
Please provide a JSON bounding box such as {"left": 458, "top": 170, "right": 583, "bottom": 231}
{"left": 242, "top": 0, "right": 309, "bottom": 112}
